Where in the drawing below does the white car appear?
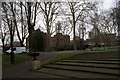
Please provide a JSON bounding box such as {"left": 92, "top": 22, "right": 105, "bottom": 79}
{"left": 6, "top": 47, "right": 26, "bottom": 54}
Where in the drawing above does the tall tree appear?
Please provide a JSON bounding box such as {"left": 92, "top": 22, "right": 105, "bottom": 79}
{"left": 39, "top": 2, "right": 60, "bottom": 51}
{"left": 26, "top": 2, "right": 38, "bottom": 52}
{"left": 0, "top": 21, "right": 8, "bottom": 53}
{"left": 68, "top": 1, "right": 96, "bottom": 50}
{"left": 89, "top": 7, "right": 118, "bottom": 46}
{"left": 10, "top": 2, "right": 28, "bottom": 47}
{"left": 2, "top": 2, "right": 16, "bottom": 64}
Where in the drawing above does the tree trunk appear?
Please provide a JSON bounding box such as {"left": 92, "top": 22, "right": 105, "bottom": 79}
{"left": 12, "top": 3, "right": 24, "bottom": 47}
{"left": 20, "top": 41, "right": 24, "bottom": 47}
{"left": 2, "top": 38, "right": 5, "bottom": 53}
{"left": 27, "top": 2, "right": 32, "bottom": 52}
{"left": 46, "top": 17, "right": 50, "bottom": 51}
{"left": 10, "top": 34, "right": 15, "bottom": 64}
{"left": 73, "top": 25, "right": 76, "bottom": 50}
{"left": 73, "top": 15, "right": 77, "bottom": 50}
{"left": 56, "top": 37, "right": 58, "bottom": 50}
{"left": 46, "top": 29, "right": 50, "bottom": 51}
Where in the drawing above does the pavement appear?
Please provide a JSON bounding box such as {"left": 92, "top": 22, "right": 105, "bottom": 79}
{"left": 2, "top": 50, "right": 80, "bottom": 78}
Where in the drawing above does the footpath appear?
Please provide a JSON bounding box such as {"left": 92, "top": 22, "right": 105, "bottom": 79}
{"left": 2, "top": 50, "right": 80, "bottom": 78}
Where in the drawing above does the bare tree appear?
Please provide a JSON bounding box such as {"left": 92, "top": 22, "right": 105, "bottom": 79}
{"left": 60, "top": 19, "right": 72, "bottom": 35}
{"left": 77, "top": 23, "right": 86, "bottom": 40}
{"left": 25, "top": 2, "right": 38, "bottom": 52}
{"left": 115, "top": 1, "right": 120, "bottom": 36}
{"left": 99, "top": 10, "right": 117, "bottom": 34}
{"left": 68, "top": 1, "right": 96, "bottom": 50}
{"left": 2, "top": 2, "right": 29, "bottom": 48}
{"left": 19, "top": 2, "right": 28, "bottom": 46}
{"left": 10, "top": 2, "right": 28, "bottom": 47}
{"left": 100, "top": 10, "right": 118, "bottom": 46}
{"left": 0, "top": 21, "right": 8, "bottom": 53}
{"left": 2, "top": 2, "right": 16, "bottom": 64}
{"left": 38, "top": 2, "right": 60, "bottom": 51}
{"left": 89, "top": 6, "right": 118, "bottom": 46}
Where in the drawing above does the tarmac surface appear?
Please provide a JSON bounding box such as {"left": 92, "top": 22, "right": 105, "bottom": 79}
{"left": 2, "top": 50, "right": 79, "bottom": 78}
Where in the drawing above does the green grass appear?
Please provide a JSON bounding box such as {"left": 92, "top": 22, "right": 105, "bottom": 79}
{"left": 42, "top": 53, "right": 78, "bottom": 66}
{"left": 2, "top": 54, "right": 31, "bottom": 66}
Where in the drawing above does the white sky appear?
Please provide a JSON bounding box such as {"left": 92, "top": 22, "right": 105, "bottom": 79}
{"left": 0, "top": 0, "right": 115, "bottom": 45}
{"left": 103, "top": 0, "right": 114, "bottom": 10}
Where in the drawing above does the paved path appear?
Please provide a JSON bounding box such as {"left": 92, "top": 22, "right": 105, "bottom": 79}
{"left": 2, "top": 50, "right": 80, "bottom": 78}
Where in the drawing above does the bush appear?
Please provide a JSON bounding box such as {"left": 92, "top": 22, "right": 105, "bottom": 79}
{"left": 65, "top": 45, "right": 74, "bottom": 50}
{"left": 31, "top": 30, "right": 44, "bottom": 52}
{"left": 56, "top": 46, "right": 65, "bottom": 51}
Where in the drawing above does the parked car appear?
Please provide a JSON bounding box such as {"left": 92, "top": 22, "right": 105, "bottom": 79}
{"left": 6, "top": 47, "right": 27, "bottom": 54}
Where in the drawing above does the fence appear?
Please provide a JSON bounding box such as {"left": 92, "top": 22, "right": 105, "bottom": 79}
{"left": 91, "top": 46, "right": 120, "bottom": 51}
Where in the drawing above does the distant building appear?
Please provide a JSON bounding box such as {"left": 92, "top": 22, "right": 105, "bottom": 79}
{"left": 89, "top": 29, "right": 117, "bottom": 46}
{"left": 76, "top": 36, "right": 87, "bottom": 49}
{"left": 50, "top": 33, "right": 70, "bottom": 50}
{"left": 26, "top": 29, "right": 70, "bottom": 51}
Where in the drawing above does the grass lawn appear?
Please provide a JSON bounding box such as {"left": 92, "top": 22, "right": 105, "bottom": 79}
{"left": 41, "top": 53, "right": 78, "bottom": 66}
{"left": 2, "top": 54, "right": 31, "bottom": 66}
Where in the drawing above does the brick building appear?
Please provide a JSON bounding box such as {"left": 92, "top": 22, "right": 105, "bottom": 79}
{"left": 26, "top": 29, "right": 70, "bottom": 51}
{"left": 50, "top": 33, "right": 70, "bottom": 50}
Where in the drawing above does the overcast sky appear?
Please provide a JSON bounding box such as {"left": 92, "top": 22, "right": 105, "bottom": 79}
{"left": 103, "top": 0, "right": 114, "bottom": 10}
{"left": 0, "top": 0, "right": 115, "bottom": 46}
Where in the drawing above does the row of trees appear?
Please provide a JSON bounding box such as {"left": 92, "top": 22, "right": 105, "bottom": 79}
{"left": 0, "top": 1, "right": 119, "bottom": 63}
{"left": 0, "top": 1, "right": 97, "bottom": 51}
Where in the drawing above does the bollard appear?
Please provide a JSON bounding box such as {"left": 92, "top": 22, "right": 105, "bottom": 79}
{"left": 29, "top": 53, "right": 40, "bottom": 70}
{"left": 31, "top": 59, "right": 40, "bottom": 70}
